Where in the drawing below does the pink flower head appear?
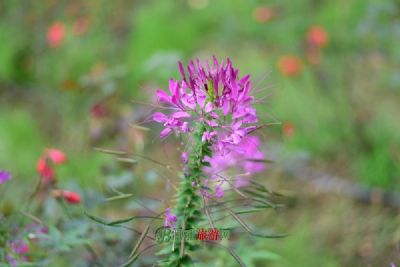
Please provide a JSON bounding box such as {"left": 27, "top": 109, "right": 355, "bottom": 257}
{"left": 164, "top": 208, "right": 177, "bottom": 228}
{"left": 47, "top": 22, "right": 65, "bottom": 48}
{"left": 0, "top": 170, "right": 11, "bottom": 184}
{"left": 153, "top": 57, "right": 258, "bottom": 152}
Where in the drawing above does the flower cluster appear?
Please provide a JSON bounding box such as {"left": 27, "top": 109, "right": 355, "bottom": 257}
{"left": 153, "top": 58, "right": 267, "bottom": 226}
{"left": 202, "top": 135, "right": 266, "bottom": 198}
{"left": 37, "top": 148, "right": 67, "bottom": 183}
{"left": 5, "top": 223, "right": 49, "bottom": 267}
{"left": 36, "top": 148, "right": 81, "bottom": 205}
{"left": 153, "top": 57, "right": 258, "bottom": 153}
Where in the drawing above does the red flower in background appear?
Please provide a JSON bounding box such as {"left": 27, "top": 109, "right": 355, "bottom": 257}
{"left": 62, "top": 191, "right": 81, "bottom": 204}
{"left": 307, "top": 26, "right": 329, "bottom": 48}
{"left": 47, "top": 22, "right": 65, "bottom": 48}
{"left": 73, "top": 18, "right": 89, "bottom": 36}
{"left": 282, "top": 121, "right": 296, "bottom": 138}
{"left": 252, "top": 6, "right": 276, "bottom": 23}
{"left": 36, "top": 148, "right": 67, "bottom": 182}
{"left": 52, "top": 189, "right": 81, "bottom": 204}
{"left": 90, "top": 102, "right": 109, "bottom": 118}
{"left": 36, "top": 158, "right": 54, "bottom": 182}
{"left": 306, "top": 26, "right": 329, "bottom": 65}
{"left": 47, "top": 149, "right": 67, "bottom": 164}
{"left": 278, "top": 55, "right": 303, "bottom": 77}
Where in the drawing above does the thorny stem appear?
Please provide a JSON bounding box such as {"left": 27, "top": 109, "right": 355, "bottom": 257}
{"left": 158, "top": 123, "right": 211, "bottom": 267}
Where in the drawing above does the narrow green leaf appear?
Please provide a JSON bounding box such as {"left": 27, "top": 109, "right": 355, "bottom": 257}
{"left": 116, "top": 157, "right": 138, "bottom": 164}
{"left": 227, "top": 208, "right": 286, "bottom": 238}
{"left": 128, "top": 223, "right": 151, "bottom": 258}
{"left": 84, "top": 211, "right": 160, "bottom": 226}
{"left": 94, "top": 147, "right": 126, "bottom": 155}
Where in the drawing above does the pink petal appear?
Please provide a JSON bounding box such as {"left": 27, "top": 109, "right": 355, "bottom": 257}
{"left": 215, "top": 186, "right": 224, "bottom": 198}
{"left": 222, "top": 99, "right": 230, "bottom": 116}
{"left": 205, "top": 102, "right": 213, "bottom": 113}
{"left": 232, "top": 120, "right": 242, "bottom": 130}
{"left": 168, "top": 79, "right": 178, "bottom": 95}
{"left": 172, "top": 111, "right": 191, "bottom": 119}
{"left": 206, "top": 120, "right": 218, "bottom": 127}
{"left": 160, "top": 128, "right": 173, "bottom": 138}
{"left": 153, "top": 112, "right": 168, "bottom": 123}
{"left": 156, "top": 90, "right": 171, "bottom": 104}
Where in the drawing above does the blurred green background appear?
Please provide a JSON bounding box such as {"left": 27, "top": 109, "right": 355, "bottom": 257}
{"left": 1, "top": 0, "right": 400, "bottom": 266}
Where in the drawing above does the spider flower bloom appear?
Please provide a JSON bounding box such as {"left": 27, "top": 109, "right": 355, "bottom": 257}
{"left": 0, "top": 170, "right": 11, "bottom": 184}
{"left": 153, "top": 57, "right": 258, "bottom": 152}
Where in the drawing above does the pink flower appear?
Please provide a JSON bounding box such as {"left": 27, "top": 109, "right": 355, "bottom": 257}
{"left": 181, "top": 152, "right": 189, "bottom": 164}
{"left": 215, "top": 186, "right": 224, "bottom": 198}
{"left": 202, "top": 136, "right": 266, "bottom": 197}
{"left": 164, "top": 208, "right": 177, "bottom": 228}
{"left": 0, "top": 170, "right": 11, "bottom": 184}
{"left": 10, "top": 240, "right": 29, "bottom": 255}
{"left": 47, "top": 22, "right": 65, "bottom": 48}
{"left": 153, "top": 57, "right": 259, "bottom": 153}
